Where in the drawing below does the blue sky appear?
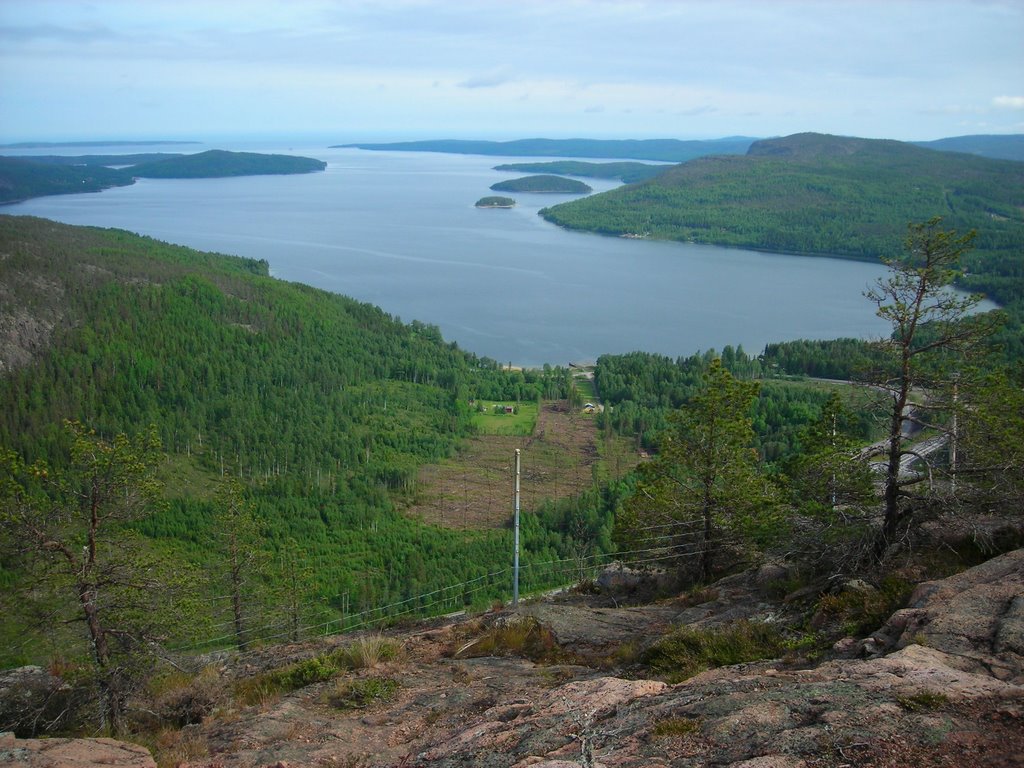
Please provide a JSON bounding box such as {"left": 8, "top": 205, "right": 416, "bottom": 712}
{"left": 1, "top": 0, "right": 1022, "bottom": 143}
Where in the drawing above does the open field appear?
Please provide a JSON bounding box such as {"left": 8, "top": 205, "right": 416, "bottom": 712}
{"left": 470, "top": 401, "right": 538, "bottom": 435}
{"left": 403, "top": 400, "right": 639, "bottom": 530}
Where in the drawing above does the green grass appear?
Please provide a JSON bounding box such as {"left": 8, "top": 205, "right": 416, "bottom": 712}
{"left": 470, "top": 401, "right": 538, "bottom": 435}
{"left": 641, "top": 620, "right": 788, "bottom": 683}
{"left": 327, "top": 676, "right": 399, "bottom": 709}
{"left": 572, "top": 374, "right": 597, "bottom": 401}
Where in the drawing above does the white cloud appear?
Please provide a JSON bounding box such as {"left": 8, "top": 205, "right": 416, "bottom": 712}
{"left": 993, "top": 96, "right": 1024, "bottom": 109}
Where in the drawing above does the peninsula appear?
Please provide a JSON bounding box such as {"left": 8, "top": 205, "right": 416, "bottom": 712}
{"left": 0, "top": 149, "right": 327, "bottom": 203}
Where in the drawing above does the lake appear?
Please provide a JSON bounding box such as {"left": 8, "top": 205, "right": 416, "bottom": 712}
{"left": 3, "top": 142, "right": 893, "bottom": 366}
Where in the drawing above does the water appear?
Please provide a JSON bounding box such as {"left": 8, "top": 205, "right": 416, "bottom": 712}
{"left": 2, "top": 142, "right": 893, "bottom": 366}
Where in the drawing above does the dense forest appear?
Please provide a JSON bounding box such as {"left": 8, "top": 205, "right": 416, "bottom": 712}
{"left": 913, "top": 133, "right": 1024, "bottom": 161}
{"left": 0, "top": 216, "right": 587, "bottom": 663}
{"left": 0, "top": 150, "right": 326, "bottom": 203}
{"left": 490, "top": 175, "right": 592, "bottom": 193}
{"left": 540, "top": 133, "right": 1023, "bottom": 267}
{"left": 540, "top": 133, "right": 1024, "bottom": 360}
{"left": 593, "top": 348, "right": 878, "bottom": 464}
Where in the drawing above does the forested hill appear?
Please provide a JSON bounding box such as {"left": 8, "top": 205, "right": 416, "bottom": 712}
{"left": 538, "top": 132, "right": 1024, "bottom": 310}
{"left": 913, "top": 133, "right": 1024, "bottom": 162}
{"left": 0, "top": 215, "right": 582, "bottom": 651}
{"left": 0, "top": 215, "right": 558, "bottom": 472}
{"left": 0, "top": 150, "right": 326, "bottom": 203}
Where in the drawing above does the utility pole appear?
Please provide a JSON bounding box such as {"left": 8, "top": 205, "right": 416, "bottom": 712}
{"left": 513, "top": 448, "right": 521, "bottom": 607}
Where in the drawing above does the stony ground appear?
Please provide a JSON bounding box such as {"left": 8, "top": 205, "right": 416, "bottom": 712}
{"left": 5, "top": 550, "right": 1022, "bottom": 768}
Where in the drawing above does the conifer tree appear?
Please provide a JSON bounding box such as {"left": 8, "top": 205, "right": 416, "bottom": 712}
{"left": 864, "top": 218, "right": 999, "bottom": 549}
{"left": 0, "top": 422, "right": 198, "bottom": 735}
{"left": 616, "top": 359, "right": 777, "bottom": 583}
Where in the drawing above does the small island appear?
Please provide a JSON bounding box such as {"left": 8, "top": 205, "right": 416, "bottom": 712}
{"left": 490, "top": 175, "right": 593, "bottom": 194}
{"left": 475, "top": 196, "right": 516, "bottom": 208}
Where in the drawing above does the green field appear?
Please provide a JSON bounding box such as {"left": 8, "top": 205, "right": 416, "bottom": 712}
{"left": 471, "top": 401, "right": 539, "bottom": 435}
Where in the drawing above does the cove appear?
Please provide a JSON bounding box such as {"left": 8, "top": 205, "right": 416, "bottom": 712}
{"left": 3, "top": 143, "right": 893, "bottom": 367}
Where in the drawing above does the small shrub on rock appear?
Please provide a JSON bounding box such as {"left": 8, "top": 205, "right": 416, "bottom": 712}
{"left": 641, "top": 620, "right": 787, "bottom": 683}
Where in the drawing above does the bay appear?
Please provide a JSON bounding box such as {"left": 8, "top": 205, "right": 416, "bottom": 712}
{"left": 3, "top": 143, "right": 893, "bottom": 366}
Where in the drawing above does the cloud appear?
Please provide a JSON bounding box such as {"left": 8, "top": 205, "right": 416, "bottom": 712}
{"left": 584, "top": 105, "right": 605, "bottom": 114}
{"left": 0, "top": 22, "right": 120, "bottom": 44}
{"left": 993, "top": 95, "right": 1024, "bottom": 109}
{"left": 458, "top": 71, "right": 512, "bottom": 89}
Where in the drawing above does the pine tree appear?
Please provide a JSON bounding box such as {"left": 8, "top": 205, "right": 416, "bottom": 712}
{"left": 616, "top": 359, "right": 777, "bottom": 583}
{"left": 864, "top": 218, "right": 1000, "bottom": 550}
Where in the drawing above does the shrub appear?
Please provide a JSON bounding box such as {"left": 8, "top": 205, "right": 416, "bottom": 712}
{"left": 641, "top": 620, "right": 787, "bottom": 683}
{"left": 330, "top": 635, "right": 401, "bottom": 670}
{"left": 327, "top": 676, "right": 399, "bottom": 709}
{"left": 149, "top": 667, "right": 223, "bottom": 727}
{"left": 815, "top": 576, "right": 913, "bottom": 636}
{"left": 454, "top": 617, "right": 559, "bottom": 662}
{"left": 233, "top": 655, "right": 339, "bottom": 706}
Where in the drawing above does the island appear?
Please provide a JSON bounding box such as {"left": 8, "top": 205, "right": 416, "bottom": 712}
{"left": 475, "top": 196, "right": 516, "bottom": 208}
{"left": 490, "top": 175, "right": 592, "bottom": 194}
{"left": 0, "top": 149, "right": 328, "bottom": 204}
{"left": 129, "top": 149, "right": 327, "bottom": 178}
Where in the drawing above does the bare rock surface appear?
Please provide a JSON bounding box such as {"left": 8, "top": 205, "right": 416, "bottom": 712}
{"left": 870, "top": 548, "right": 1024, "bottom": 683}
{"left": 0, "top": 732, "right": 156, "bottom": 767}
{"left": 168, "top": 552, "right": 1023, "bottom": 767}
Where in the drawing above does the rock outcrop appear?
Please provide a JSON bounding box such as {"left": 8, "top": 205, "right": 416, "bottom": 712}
{"left": 0, "top": 732, "right": 156, "bottom": 767}
{"left": 85, "top": 551, "right": 1024, "bottom": 766}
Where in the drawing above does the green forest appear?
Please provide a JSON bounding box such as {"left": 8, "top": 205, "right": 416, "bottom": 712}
{"left": 0, "top": 216, "right": 586, "bottom": 663}
{"left": 2, "top": 211, "right": 1021, "bottom": 745}
{"left": 0, "top": 150, "right": 326, "bottom": 203}
{"left": 490, "top": 175, "right": 592, "bottom": 193}
{"left": 540, "top": 133, "right": 1024, "bottom": 359}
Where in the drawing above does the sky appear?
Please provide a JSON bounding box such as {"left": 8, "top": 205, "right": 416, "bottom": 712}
{"left": 1, "top": 0, "right": 1022, "bottom": 144}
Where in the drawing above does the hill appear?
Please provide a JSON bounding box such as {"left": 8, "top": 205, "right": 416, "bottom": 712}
{"left": 335, "top": 137, "right": 756, "bottom": 162}
{"left": 0, "top": 156, "right": 133, "bottom": 203}
{"left": 490, "top": 174, "right": 592, "bottom": 193}
{"left": 0, "top": 215, "right": 594, "bottom": 663}
{"left": 129, "top": 149, "right": 326, "bottom": 178}
{"left": 538, "top": 133, "right": 1024, "bottom": 346}
{"left": 914, "top": 133, "right": 1024, "bottom": 161}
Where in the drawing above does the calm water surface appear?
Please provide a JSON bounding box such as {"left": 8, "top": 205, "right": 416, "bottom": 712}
{"left": 4, "top": 143, "right": 892, "bottom": 366}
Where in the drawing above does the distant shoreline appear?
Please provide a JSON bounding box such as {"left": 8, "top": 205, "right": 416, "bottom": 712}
{"left": 0, "top": 140, "right": 202, "bottom": 149}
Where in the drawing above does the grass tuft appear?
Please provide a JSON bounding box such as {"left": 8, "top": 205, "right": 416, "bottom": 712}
{"left": 641, "top": 620, "right": 787, "bottom": 683}
{"left": 896, "top": 690, "right": 949, "bottom": 712}
{"left": 327, "top": 676, "right": 399, "bottom": 710}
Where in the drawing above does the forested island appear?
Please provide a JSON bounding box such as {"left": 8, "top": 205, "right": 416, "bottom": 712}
{"left": 491, "top": 174, "right": 592, "bottom": 193}
{"left": 0, "top": 149, "right": 327, "bottom": 203}
{"left": 475, "top": 195, "right": 516, "bottom": 208}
